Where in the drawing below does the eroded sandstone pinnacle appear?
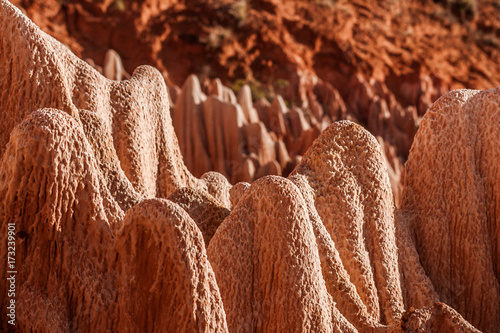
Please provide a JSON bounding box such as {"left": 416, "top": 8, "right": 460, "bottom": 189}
{"left": 0, "top": 1, "right": 498, "bottom": 332}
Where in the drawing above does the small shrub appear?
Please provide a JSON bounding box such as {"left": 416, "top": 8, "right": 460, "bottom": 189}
{"left": 231, "top": 79, "right": 246, "bottom": 95}
{"left": 273, "top": 79, "right": 290, "bottom": 90}
{"left": 232, "top": 79, "right": 274, "bottom": 102}
{"left": 202, "top": 26, "right": 233, "bottom": 49}
{"left": 315, "top": 0, "right": 335, "bottom": 8}
{"left": 230, "top": 0, "right": 249, "bottom": 25}
{"left": 114, "top": 0, "right": 125, "bottom": 12}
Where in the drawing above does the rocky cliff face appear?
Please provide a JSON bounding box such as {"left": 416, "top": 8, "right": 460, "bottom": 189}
{"left": 9, "top": 0, "right": 500, "bottom": 90}
{"left": 1, "top": 1, "right": 499, "bottom": 332}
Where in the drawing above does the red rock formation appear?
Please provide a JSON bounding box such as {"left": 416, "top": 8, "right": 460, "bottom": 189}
{"left": 164, "top": 70, "right": 407, "bottom": 206}
{"left": 401, "top": 88, "right": 500, "bottom": 332}
{"left": 79, "top": 109, "right": 141, "bottom": 211}
{"left": 289, "top": 121, "right": 405, "bottom": 328}
{"left": 207, "top": 176, "right": 355, "bottom": 332}
{"left": 237, "top": 84, "right": 260, "bottom": 123}
{"left": 1, "top": 2, "right": 499, "bottom": 332}
{"left": 0, "top": 0, "right": 209, "bottom": 199}
{"left": 402, "top": 303, "right": 481, "bottom": 333}
{"left": 0, "top": 108, "right": 229, "bottom": 332}
{"left": 0, "top": 109, "right": 123, "bottom": 332}
{"left": 229, "top": 181, "right": 250, "bottom": 208}
{"left": 102, "top": 49, "right": 130, "bottom": 81}
{"left": 168, "top": 187, "right": 230, "bottom": 245}
{"left": 10, "top": 0, "right": 500, "bottom": 92}
{"left": 200, "top": 171, "right": 233, "bottom": 209}
{"left": 244, "top": 121, "right": 277, "bottom": 170}
{"left": 170, "top": 74, "right": 311, "bottom": 186}
{"left": 0, "top": 7, "right": 233, "bottom": 329}
{"left": 115, "top": 199, "right": 228, "bottom": 332}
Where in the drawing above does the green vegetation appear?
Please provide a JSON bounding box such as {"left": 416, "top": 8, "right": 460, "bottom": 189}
{"left": 231, "top": 78, "right": 292, "bottom": 104}
{"left": 315, "top": 0, "right": 336, "bottom": 8}
{"left": 273, "top": 78, "right": 290, "bottom": 90}
{"left": 232, "top": 79, "right": 274, "bottom": 101}
{"left": 114, "top": 0, "right": 125, "bottom": 12}
{"left": 229, "top": 0, "right": 249, "bottom": 26}
{"left": 204, "top": 26, "right": 233, "bottom": 49}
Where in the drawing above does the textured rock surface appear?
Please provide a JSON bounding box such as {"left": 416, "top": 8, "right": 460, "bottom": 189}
{"left": 0, "top": 109, "right": 122, "bottom": 332}
{"left": 401, "top": 303, "right": 481, "bottom": 333}
{"left": 0, "top": 4, "right": 228, "bottom": 331}
{"left": 289, "top": 121, "right": 404, "bottom": 328}
{"left": 401, "top": 88, "right": 500, "bottom": 333}
{"left": 207, "top": 176, "right": 355, "bottom": 332}
{"left": 1, "top": 2, "right": 499, "bottom": 332}
{"left": 0, "top": 109, "right": 228, "bottom": 332}
{"left": 0, "top": 0, "right": 210, "bottom": 198}
{"left": 115, "top": 199, "right": 228, "bottom": 332}
{"left": 169, "top": 187, "right": 230, "bottom": 245}
{"left": 229, "top": 181, "right": 251, "bottom": 208}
